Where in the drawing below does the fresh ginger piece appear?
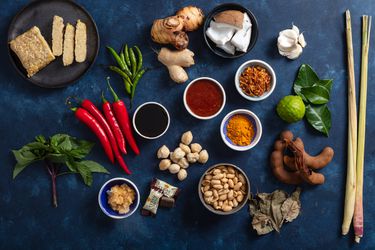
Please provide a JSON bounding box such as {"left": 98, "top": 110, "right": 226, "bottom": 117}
{"left": 157, "top": 47, "right": 195, "bottom": 84}
{"left": 176, "top": 6, "right": 204, "bottom": 31}
{"left": 151, "top": 16, "right": 188, "bottom": 50}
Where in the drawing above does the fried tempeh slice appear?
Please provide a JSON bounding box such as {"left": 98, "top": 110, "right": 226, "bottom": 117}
{"left": 52, "top": 15, "right": 64, "bottom": 56}
{"left": 9, "top": 26, "right": 55, "bottom": 77}
{"left": 75, "top": 19, "right": 87, "bottom": 63}
{"left": 63, "top": 23, "right": 75, "bottom": 66}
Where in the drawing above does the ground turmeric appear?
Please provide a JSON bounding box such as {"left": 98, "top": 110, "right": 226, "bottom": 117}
{"left": 226, "top": 115, "right": 254, "bottom": 146}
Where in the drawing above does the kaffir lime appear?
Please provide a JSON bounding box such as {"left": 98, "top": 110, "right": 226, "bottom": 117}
{"left": 276, "top": 95, "right": 306, "bottom": 123}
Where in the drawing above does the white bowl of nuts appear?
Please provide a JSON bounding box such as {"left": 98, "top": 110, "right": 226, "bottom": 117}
{"left": 198, "top": 163, "right": 250, "bottom": 215}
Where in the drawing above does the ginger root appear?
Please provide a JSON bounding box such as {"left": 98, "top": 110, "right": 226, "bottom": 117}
{"left": 151, "top": 6, "right": 204, "bottom": 50}
{"left": 157, "top": 47, "right": 194, "bottom": 83}
{"left": 270, "top": 130, "right": 334, "bottom": 185}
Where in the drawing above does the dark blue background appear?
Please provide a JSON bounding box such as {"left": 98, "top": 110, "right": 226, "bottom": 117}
{"left": 1, "top": 0, "right": 374, "bottom": 249}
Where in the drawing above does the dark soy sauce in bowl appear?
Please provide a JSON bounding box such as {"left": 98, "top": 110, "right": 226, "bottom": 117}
{"left": 133, "top": 102, "right": 170, "bottom": 139}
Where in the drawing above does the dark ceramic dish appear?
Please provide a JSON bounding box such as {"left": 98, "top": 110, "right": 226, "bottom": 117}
{"left": 7, "top": 0, "right": 99, "bottom": 88}
{"left": 203, "top": 3, "right": 258, "bottom": 59}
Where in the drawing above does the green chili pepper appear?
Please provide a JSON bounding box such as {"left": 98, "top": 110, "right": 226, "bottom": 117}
{"left": 124, "top": 44, "right": 131, "bottom": 67}
{"left": 106, "top": 46, "right": 126, "bottom": 71}
{"left": 120, "top": 50, "right": 125, "bottom": 65}
{"left": 129, "top": 48, "right": 137, "bottom": 76}
{"left": 131, "top": 69, "right": 145, "bottom": 99}
{"left": 109, "top": 66, "right": 132, "bottom": 83}
{"left": 123, "top": 78, "right": 132, "bottom": 95}
{"left": 134, "top": 46, "right": 143, "bottom": 73}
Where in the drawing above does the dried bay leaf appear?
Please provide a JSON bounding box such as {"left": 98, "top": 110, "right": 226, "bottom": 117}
{"left": 270, "top": 190, "right": 288, "bottom": 231}
{"left": 281, "top": 187, "right": 302, "bottom": 222}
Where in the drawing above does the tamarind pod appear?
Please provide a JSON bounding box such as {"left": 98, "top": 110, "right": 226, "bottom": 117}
{"left": 280, "top": 130, "right": 294, "bottom": 141}
{"left": 299, "top": 170, "right": 325, "bottom": 185}
{"left": 274, "top": 140, "right": 285, "bottom": 151}
{"left": 271, "top": 151, "right": 303, "bottom": 185}
{"left": 284, "top": 147, "right": 334, "bottom": 171}
{"left": 123, "top": 44, "right": 131, "bottom": 67}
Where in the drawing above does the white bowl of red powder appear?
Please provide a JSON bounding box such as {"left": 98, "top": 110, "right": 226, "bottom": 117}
{"left": 183, "top": 77, "right": 226, "bottom": 120}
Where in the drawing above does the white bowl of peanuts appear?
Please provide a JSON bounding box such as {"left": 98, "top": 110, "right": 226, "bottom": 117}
{"left": 198, "top": 163, "right": 250, "bottom": 215}
{"left": 235, "top": 59, "right": 276, "bottom": 101}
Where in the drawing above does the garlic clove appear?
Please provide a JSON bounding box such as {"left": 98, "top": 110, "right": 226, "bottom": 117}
{"left": 279, "top": 29, "right": 299, "bottom": 40}
{"left": 286, "top": 44, "right": 303, "bottom": 60}
{"left": 278, "top": 44, "right": 298, "bottom": 56}
{"left": 292, "top": 25, "right": 300, "bottom": 35}
{"left": 277, "top": 36, "right": 297, "bottom": 51}
{"left": 298, "top": 33, "right": 307, "bottom": 48}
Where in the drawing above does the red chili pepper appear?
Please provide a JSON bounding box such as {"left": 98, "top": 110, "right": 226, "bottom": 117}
{"left": 101, "top": 93, "right": 127, "bottom": 155}
{"left": 81, "top": 99, "right": 131, "bottom": 174}
{"left": 72, "top": 107, "right": 114, "bottom": 163}
{"left": 107, "top": 78, "right": 140, "bottom": 155}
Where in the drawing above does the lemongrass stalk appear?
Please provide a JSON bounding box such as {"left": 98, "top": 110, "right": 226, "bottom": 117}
{"left": 342, "top": 10, "right": 358, "bottom": 236}
{"left": 354, "top": 15, "right": 371, "bottom": 244}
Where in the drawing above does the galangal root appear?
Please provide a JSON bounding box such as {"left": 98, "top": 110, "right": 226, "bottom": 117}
{"left": 157, "top": 47, "right": 194, "bottom": 83}
{"left": 151, "top": 6, "right": 204, "bottom": 50}
{"left": 270, "top": 130, "right": 334, "bottom": 185}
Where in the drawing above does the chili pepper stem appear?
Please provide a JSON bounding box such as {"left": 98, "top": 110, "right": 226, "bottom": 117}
{"left": 106, "top": 77, "right": 120, "bottom": 102}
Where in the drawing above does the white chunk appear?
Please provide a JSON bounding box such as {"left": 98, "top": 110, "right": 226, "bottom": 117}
{"left": 217, "top": 42, "right": 235, "bottom": 54}
{"left": 206, "top": 21, "right": 236, "bottom": 45}
{"left": 231, "top": 27, "right": 251, "bottom": 52}
{"left": 279, "top": 29, "right": 299, "bottom": 40}
{"left": 242, "top": 13, "right": 252, "bottom": 30}
{"left": 292, "top": 25, "right": 300, "bottom": 35}
{"left": 277, "top": 35, "right": 297, "bottom": 51}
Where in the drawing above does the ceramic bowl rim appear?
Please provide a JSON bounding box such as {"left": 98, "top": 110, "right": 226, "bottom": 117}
{"left": 234, "top": 59, "right": 277, "bottom": 101}
{"left": 132, "top": 101, "right": 170, "bottom": 140}
{"left": 183, "top": 77, "right": 226, "bottom": 120}
{"left": 220, "top": 109, "right": 262, "bottom": 151}
{"left": 198, "top": 163, "right": 250, "bottom": 215}
{"left": 98, "top": 177, "right": 140, "bottom": 219}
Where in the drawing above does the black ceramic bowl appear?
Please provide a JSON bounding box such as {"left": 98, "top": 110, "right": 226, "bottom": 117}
{"left": 203, "top": 3, "right": 258, "bottom": 59}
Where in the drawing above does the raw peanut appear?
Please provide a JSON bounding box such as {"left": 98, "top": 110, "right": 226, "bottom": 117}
{"left": 221, "top": 177, "right": 228, "bottom": 183}
{"left": 213, "top": 201, "right": 218, "bottom": 208}
{"left": 226, "top": 173, "right": 235, "bottom": 179}
{"left": 237, "top": 194, "right": 244, "bottom": 203}
{"left": 233, "top": 177, "right": 238, "bottom": 185}
{"left": 233, "top": 199, "right": 238, "bottom": 207}
{"left": 228, "top": 167, "right": 235, "bottom": 174}
{"left": 222, "top": 173, "right": 227, "bottom": 178}
{"left": 222, "top": 205, "right": 233, "bottom": 212}
{"left": 204, "top": 191, "right": 213, "bottom": 197}
{"left": 240, "top": 185, "right": 246, "bottom": 191}
{"left": 233, "top": 191, "right": 238, "bottom": 197}
{"left": 218, "top": 165, "right": 225, "bottom": 170}
{"left": 204, "top": 197, "right": 213, "bottom": 204}
{"left": 213, "top": 169, "right": 221, "bottom": 175}
{"left": 238, "top": 174, "right": 246, "bottom": 184}
{"left": 204, "top": 185, "right": 210, "bottom": 192}
{"left": 202, "top": 180, "right": 210, "bottom": 186}
{"left": 228, "top": 179, "right": 234, "bottom": 188}
{"left": 219, "top": 194, "right": 227, "bottom": 201}
{"left": 218, "top": 189, "right": 229, "bottom": 195}
{"left": 241, "top": 190, "right": 246, "bottom": 195}
{"left": 228, "top": 190, "right": 234, "bottom": 200}
{"left": 200, "top": 187, "right": 204, "bottom": 193}
{"left": 212, "top": 196, "right": 219, "bottom": 202}
{"left": 205, "top": 175, "right": 213, "bottom": 180}
{"left": 218, "top": 201, "right": 223, "bottom": 207}
{"left": 213, "top": 189, "right": 218, "bottom": 198}
{"left": 213, "top": 184, "right": 223, "bottom": 189}
{"left": 229, "top": 200, "right": 234, "bottom": 207}
{"left": 234, "top": 182, "right": 243, "bottom": 191}
{"left": 223, "top": 183, "right": 229, "bottom": 189}
{"left": 211, "top": 179, "right": 221, "bottom": 185}
{"left": 222, "top": 168, "right": 228, "bottom": 173}
{"left": 213, "top": 174, "right": 224, "bottom": 180}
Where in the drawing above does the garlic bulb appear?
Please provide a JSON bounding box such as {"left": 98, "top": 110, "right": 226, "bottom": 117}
{"left": 277, "top": 25, "right": 306, "bottom": 60}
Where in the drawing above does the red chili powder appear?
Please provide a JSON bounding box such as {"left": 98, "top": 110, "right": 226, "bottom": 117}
{"left": 186, "top": 79, "right": 224, "bottom": 117}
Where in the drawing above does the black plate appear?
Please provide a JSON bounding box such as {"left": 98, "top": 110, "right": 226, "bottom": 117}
{"left": 203, "top": 3, "right": 258, "bottom": 59}
{"left": 7, "top": 0, "right": 99, "bottom": 88}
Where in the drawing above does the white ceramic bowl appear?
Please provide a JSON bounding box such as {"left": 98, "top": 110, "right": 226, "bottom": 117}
{"left": 183, "top": 77, "right": 226, "bottom": 120}
{"left": 220, "top": 109, "right": 262, "bottom": 151}
{"left": 98, "top": 177, "right": 140, "bottom": 219}
{"left": 132, "top": 102, "right": 170, "bottom": 140}
{"left": 235, "top": 60, "right": 276, "bottom": 101}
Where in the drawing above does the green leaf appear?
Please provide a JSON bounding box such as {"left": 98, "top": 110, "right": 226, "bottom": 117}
{"left": 301, "top": 85, "right": 330, "bottom": 104}
{"left": 51, "top": 134, "right": 72, "bottom": 152}
{"left": 75, "top": 162, "right": 93, "bottom": 186}
{"left": 68, "top": 140, "right": 95, "bottom": 159}
{"left": 294, "top": 64, "right": 320, "bottom": 101}
{"left": 305, "top": 104, "right": 331, "bottom": 136}
{"left": 79, "top": 160, "right": 109, "bottom": 174}
{"left": 35, "top": 135, "right": 46, "bottom": 143}
{"left": 45, "top": 153, "right": 68, "bottom": 163}
{"left": 318, "top": 79, "right": 333, "bottom": 92}
{"left": 13, "top": 162, "right": 32, "bottom": 178}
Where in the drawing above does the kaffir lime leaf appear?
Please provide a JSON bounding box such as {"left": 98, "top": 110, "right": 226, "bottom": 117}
{"left": 276, "top": 95, "right": 306, "bottom": 123}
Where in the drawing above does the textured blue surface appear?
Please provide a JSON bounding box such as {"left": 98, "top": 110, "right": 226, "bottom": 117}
{"left": 1, "top": 0, "right": 375, "bottom": 249}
